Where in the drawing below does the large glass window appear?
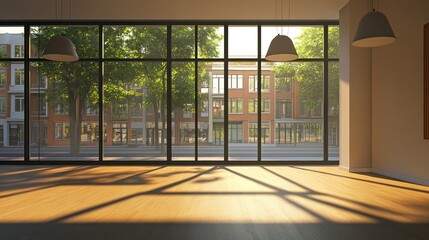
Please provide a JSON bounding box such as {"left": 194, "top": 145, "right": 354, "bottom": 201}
{"left": 29, "top": 25, "right": 99, "bottom": 161}
{"left": 103, "top": 62, "right": 167, "bottom": 161}
{"left": 261, "top": 25, "right": 326, "bottom": 161}
{"left": 198, "top": 62, "right": 224, "bottom": 161}
{"left": 0, "top": 40, "right": 25, "bottom": 160}
{"left": 1, "top": 22, "right": 338, "bottom": 162}
{"left": 228, "top": 62, "right": 257, "bottom": 161}
{"left": 172, "top": 61, "right": 195, "bottom": 161}
{"left": 104, "top": 26, "right": 167, "bottom": 59}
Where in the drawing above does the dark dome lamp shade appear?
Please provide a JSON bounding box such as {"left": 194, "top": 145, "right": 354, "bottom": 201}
{"left": 265, "top": 34, "right": 298, "bottom": 62}
{"left": 42, "top": 35, "right": 79, "bottom": 62}
{"left": 352, "top": 10, "right": 396, "bottom": 48}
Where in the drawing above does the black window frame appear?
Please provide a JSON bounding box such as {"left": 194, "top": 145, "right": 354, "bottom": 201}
{"left": 0, "top": 20, "right": 339, "bottom": 165}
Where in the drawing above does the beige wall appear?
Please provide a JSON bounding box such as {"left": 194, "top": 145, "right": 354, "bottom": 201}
{"left": 0, "top": 0, "right": 347, "bottom": 20}
{"left": 339, "top": 1, "right": 372, "bottom": 172}
{"left": 372, "top": 0, "right": 429, "bottom": 185}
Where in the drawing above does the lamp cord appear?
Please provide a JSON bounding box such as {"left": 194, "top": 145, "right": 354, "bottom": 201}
{"left": 287, "top": 0, "right": 291, "bottom": 35}
{"left": 281, "top": 0, "right": 283, "bottom": 35}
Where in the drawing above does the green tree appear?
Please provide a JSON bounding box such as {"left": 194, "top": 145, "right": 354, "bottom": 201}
{"left": 32, "top": 25, "right": 221, "bottom": 155}
{"left": 104, "top": 26, "right": 221, "bottom": 148}
{"left": 273, "top": 26, "right": 339, "bottom": 114}
{"left": 31, "top": 26, "right": 99, "bottom": 156}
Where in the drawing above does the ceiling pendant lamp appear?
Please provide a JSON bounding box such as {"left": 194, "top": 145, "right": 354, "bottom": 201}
{"left": 42, "top": 35, "right": 79, "bottom": 62}
{"left": 42, "top": 0, "right": 79, "bottom": 62}
{"left": 266, "top": 0, "right": 298, "bottom": 62}
{"left": 352, "top": 0, "right": 396, "bottom": 48}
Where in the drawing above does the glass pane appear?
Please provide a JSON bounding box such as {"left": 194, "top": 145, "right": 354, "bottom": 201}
{"left": 229, "top": 62, "right": 257, "bottom": 161}
{"left": 262, "top": 26, "right": 324, "bottom": 59}
{"left": 329, "top": 26, "right": 340, "bottom": 59}
{"left": 29, "top": 61, "right": 99, "bottom": 161}
{"left": 198, "top": 62, "right": 224, "bottom": 161}
{"left": 30, "top": 26, "right": 99, "bottom": 59}
{"left": 198, "top": 26, "right": 224, "bottom": 58}
{"left": 172, "top": 26, "right": 195, "bottom": 59}
{"left": 262, "top": 61, "right": 323, "bottom": 161}
{"left": 0, "top": 27, "right": 25, "bottom": 58}
{"left": 104, "top": 62, "right": 167, "bottom": 161}
{"left": 172, "top": 62, "right": 195, "bottom": 160}
{"left": 329, "top": 61, "right": 339, "bottom": 160}
{"left": 0, "top": 61, "right": 24, "bottom": 160}
{"left": 104, "top": 25, "right": 167, "bottom": 59}
{"left": 229, "top": 26, "right": 257, "bottom": 58}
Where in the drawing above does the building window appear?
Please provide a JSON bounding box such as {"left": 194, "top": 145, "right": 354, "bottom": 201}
{"left": 0, "top": 44, "right": 8, "bottom": 57}
{"left": 54, "top": 123, "right": 70, "bottom": 139}
{"left": 248, "top": 122, "right": 258, "bottom": 143}
{"left": 14, "top": 96, "right": 24, "bottom": 113}
{"left": 37, "top": 95, "right": 48, "bottom": 116}
{"left": 55, "top": 98, "right": 69, "bottom": 115}
{"left": 0, "top": 69, "right": 6, "bottom": 88}
{"left": 249, "top": 75, "right": 270, "bottom": 93}
{"left": 228, "top": 123, "right": 242, "bottom": 143}
{"left": 0, "top": 96, "right": 6, "bottom": 114}
{"left": 14, "top": 68, "right": 24, "bottom": 86}
{"left": 248, "top": 98, "right": 270, "bottom": 113}
{"left": 248, "top": 99, "right": 257, "bottom": 113}
{"left": 112, "top": 103, "right": 128, "bottom": 120}
{"left": 212, "top": 74, "right": 224, "bottom": 94}
{"left": 81, "top": 123, "right": 98, "bottom": 142}
{"left": 262, "top": 99, "right": 270, "bottom": 113}
{"left": 228, "top": 98, "right": 243, "bottom": 113}
{"left": 228, "top": 74, "right": 243, "bottom": 89}
{"left": 276, "top": 99, "right": 293, "bottom": 119}
{"left": 213, "top": 99, "right": 224, "bottom": 118}
{"left": 14, "top": 45, "right": 24, "bottom": 58}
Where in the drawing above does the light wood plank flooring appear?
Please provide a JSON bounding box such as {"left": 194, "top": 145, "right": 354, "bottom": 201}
{"left": 0, "top": 165, "right": 428, "bottom": 240}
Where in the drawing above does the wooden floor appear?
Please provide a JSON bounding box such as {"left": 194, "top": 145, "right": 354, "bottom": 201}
{"left": 0, "top": 165, "right": 428, "bottom": 240}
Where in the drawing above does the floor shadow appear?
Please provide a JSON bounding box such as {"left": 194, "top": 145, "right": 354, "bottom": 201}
{"left": 1, "top": 165, "right": 428, "bottom": 240}
{"left": 290, "top": 166, "right": 429, "bottom": 194}
{"left": 1, "top": 222, "right": 428, "bottom": 240}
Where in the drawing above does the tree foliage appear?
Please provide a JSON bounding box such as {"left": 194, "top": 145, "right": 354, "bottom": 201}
{"left": 31, "top": 25, "right": 221, "bottom": 153}
{"left": 273, "top": 26, "right": 339, "bottom": 113}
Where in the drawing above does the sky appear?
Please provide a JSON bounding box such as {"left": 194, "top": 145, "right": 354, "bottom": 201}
{"left": 0, "top": 27, "right": 24, "bottom": 34}
{"left": 227, "top": 26, "right": 302, "bottom": 58}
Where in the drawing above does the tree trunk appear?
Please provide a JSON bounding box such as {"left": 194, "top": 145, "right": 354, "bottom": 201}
{"left": 154, "top": 103, "right": 159, "bottom": 149}
{"left": 69, "top": 94, "right": 83, "bottom": 156}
